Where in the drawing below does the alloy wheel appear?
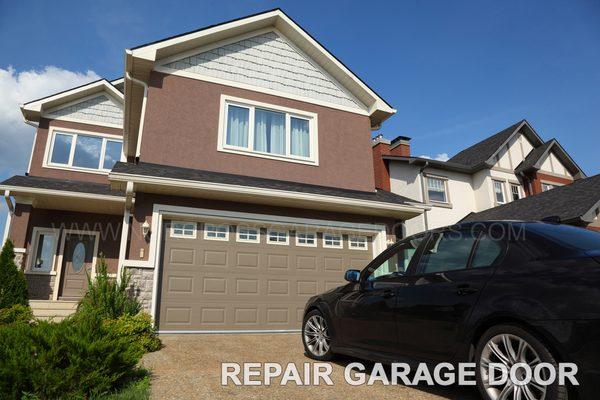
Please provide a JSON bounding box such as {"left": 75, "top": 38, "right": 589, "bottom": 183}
{"left": 480, "top": 334, "right": 547, "bottom": 400}
{"left": 303, "top": 314, "right": 330, "bottom": 357}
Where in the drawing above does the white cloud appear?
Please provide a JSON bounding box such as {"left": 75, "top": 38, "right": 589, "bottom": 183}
{"left": 418, "top": 153, "right": 450, "bottom": 162}
{"left": 0, "top": 66, "right": 100, "bottom": 175}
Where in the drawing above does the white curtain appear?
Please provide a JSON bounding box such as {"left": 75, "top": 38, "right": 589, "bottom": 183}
{"left": 254, "top": 109, "right": 285, "bottom": 155}
{"left": 291, "top": 117, "right": 310, "bottom": 157}
{"left": 226, "top": 105, "right": 249, "bottom": 147}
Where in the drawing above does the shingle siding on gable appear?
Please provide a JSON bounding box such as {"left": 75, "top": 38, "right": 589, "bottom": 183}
{"left": 46, "top": 94, "right": 123, "bottom": 126}
{"left": 162, "top": 31, "right": 364, "bottom": 110}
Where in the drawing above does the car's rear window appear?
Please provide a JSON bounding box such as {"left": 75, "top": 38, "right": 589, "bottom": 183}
{"left": 526, "top": 223, "right": 600, "bottom": 251}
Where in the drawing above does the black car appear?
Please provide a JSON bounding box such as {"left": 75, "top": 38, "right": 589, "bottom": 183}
{"left": 302, "top": 221, "right": 600, "bottom": 400}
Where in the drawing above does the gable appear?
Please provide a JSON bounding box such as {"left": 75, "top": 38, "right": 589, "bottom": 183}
{"left": 159, "top": 30, "right": 365, "bottom": 111}
{"left": 539, "top": 150, "right": 572, "bottom": 177}
{"left": 44, "top": 93, "right": 123, "bottom": 127}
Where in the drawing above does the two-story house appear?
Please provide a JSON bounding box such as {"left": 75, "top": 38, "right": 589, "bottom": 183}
{"left": 372, "top": 119, "right": 586, "bottom": 235}
{"left": 1, "top": 9, "right": 427, "bottom": 331}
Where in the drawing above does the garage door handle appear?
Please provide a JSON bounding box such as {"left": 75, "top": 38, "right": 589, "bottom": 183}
{"left": 382, "top": 289, "right": 395, "bottom": 298}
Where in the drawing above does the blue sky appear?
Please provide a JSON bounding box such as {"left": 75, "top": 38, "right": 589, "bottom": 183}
{"left": 1, "top": 0, "right": 599, "bottom": 235}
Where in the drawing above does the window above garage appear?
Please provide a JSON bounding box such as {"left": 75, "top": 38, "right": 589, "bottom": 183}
{"left": 218, "top": 95, "right": 319, "bottom": 166}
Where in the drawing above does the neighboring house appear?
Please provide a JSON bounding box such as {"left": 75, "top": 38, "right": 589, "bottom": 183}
{"left": 372, "top": 119, "right": 586, "bottom": 235}
{"left": 462, "top": 173, "right": 600, "bottom": 231}
{"left": 0, "top": 9, "right": 427, "bottom": 332}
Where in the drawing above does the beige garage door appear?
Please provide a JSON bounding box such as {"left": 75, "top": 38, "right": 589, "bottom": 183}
{"left": 157, "top": 218, "right": 374, "bottom": 331}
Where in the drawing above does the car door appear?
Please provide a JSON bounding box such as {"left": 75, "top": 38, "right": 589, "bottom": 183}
{"left": 336, "top": 235, "right": 426, "bottom": 355}
{"left": 394, "top": 228, "right": 505, "bottom": 361}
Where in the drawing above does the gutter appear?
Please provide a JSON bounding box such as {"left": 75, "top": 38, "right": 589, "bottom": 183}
{"left": 125, "top": 70, "right": 148, "bottom": 162}
{"left": 110, "top": 171, "right": 429, "bottom": 216}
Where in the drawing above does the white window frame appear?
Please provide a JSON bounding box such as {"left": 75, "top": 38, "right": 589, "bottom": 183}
{"left": 493, "top": 180, "right": 506, "bottom": 204}
{"left": 323, "top": 233, "right": 343, "bottom": 249}
{"left": 541, "top": 182, "right": 559, "bottom": 192}
{"left": 510, "top": 183, "right": 522, "bottom": 201}
{"left": 203, "top": 223, "right": 230, "bottom": 241}
{"left": 170, "top": 221, "right": 197, "bottom": 239}
{"left": 426, "top": 176, "right": 449, "bottom": 204}
{"left": 267, "top": 229, "right": 289, "bottom": 245}
{"left": 236, "top": 226, "right": 260, "bottom": 243}
{"left": 28, "top": 227, "right": 60, "bottom": 275}
{"left": 348, "top": 235, "right": 368, "bottom": 251}
{"left": 217, "top": 95, "right": 319, "bottom": 166}
{"left": 295, "top": 232, "right": 317, "bottom": 247}
{"left": 44, "top": 126, "right": 124, "bottom": 175}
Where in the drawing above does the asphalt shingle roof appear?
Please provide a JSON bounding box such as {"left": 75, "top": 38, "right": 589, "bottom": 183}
{"left": 0, "top": 175, "right": 123, "bottom": 197}
{"left": 462, "top": 174, "right": 600, "bottom": 223}
{"left": 112, "top": 162, "right": 421, "bottom": 206}
{"left": 447, "top": 120, "right": 524, "bottom": 167}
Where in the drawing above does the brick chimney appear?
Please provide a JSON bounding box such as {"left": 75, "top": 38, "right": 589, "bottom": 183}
{"left": 372, "top": 134, "right": 411, "bottom": 191}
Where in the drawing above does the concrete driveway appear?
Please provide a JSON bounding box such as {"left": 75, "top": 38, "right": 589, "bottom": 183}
{"left": 142, "top": 333, "right": 481, "bottom": 399}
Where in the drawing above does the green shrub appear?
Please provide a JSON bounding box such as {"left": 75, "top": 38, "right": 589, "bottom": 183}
{"left": 0, "top": 239, "right": 29, "bottom": 309}
{"left": 0, "top": 312, "right": 145, "bottom": 399}
{"left": 104, "top": 312, "right": 161, "bottom": 353}
{"left": 0, "top": 304, "right": 33, "bottom": 326}
{"left": 77, "top": 256, "right": 141, "bottom": 320}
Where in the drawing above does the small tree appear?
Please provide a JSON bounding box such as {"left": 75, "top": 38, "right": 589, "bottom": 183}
{"left": 0, "top": 239, "right": 29, "bottom": 309}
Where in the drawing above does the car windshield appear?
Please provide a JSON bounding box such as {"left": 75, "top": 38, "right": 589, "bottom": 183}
{"left": 526, "top": 223, "right": 600, "bottom": 251}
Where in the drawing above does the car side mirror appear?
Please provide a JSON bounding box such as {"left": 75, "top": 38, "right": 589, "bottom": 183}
{"left": 344, "top": 269, "right": 360, "bottom": 283}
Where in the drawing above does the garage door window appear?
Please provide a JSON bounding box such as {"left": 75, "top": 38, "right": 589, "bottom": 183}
{"left": 323, "top": 233, "right": 343, "bottom": 249}
{"left": 349, "top": 236, "right": 368, "bottom": 250}
{"left": 204, "top": 224, "right": 229, "bottom": 241}
{"left": 267, "top": 230, "right": 289, "bottom": 245}
{"left": 170, "top": 221, "right": 197, "bottom": 239}
{"left": 237, "top": 227, "right": 260, "bottom": 243}
{"left": 296, "top": 232, "right": 316, "bottom": 247}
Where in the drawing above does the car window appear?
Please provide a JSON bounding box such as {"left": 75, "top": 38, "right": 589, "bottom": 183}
{"left": 525, "top": 223, "right": 600, "bottom": 251}
{"left": 471, "top": 233, "right": 505, "bottom": 268}
{"left": 368, "top": 235, "right": 425, "bottom": 281}
{"left": 416, "top": 230, "right": 477, "bottom": 274}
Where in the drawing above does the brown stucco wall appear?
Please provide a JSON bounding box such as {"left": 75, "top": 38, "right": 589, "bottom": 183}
{"left": 28, "top": 118, "right": 123, "bottom": 183}
{"left": 127, "top": 192, "right": 401, "bottom": 262}
{"left": 9, "top": 207, "right": 122, "bottom": 274}
{"left": 139, "top": 72, "right": 376, "bottom": 192}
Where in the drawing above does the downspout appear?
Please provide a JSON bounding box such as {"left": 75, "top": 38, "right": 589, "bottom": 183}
{"left": 22, "top": 116, "right": 39, "bottom": 176}
{"left": 125, "top": 71, "right": 148, "bottom": 163}
{"left": 117, "top": 181, "right": 135, "bottom": 284}
{"left": 419, "top": 161, "right": 430, "bottom": 231}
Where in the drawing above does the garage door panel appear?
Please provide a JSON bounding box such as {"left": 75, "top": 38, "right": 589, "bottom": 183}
{"left": 158, "top": 220, "right": 376, "bottom": 331}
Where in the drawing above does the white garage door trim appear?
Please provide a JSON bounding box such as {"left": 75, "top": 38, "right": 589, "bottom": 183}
{"left": 146, "top": 204, "right": 388, "bottom": 330}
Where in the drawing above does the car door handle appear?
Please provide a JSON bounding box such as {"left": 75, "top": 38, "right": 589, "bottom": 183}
{"left": 457, "top": 285, "right": 479, "bottom": 296}
{"left": 382, "top": 289, "right": 396, "bottom": 298}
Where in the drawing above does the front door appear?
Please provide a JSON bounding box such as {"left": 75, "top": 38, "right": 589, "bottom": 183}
{"left": 336, "top": 235, "right": 426, "bottom": 355}
{"left": 59, "top": 233, "right": 97, "bottom": 300}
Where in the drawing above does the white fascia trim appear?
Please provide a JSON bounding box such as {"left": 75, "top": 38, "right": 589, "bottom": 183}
{"left": 130, "top": 9, "right": 394, "bottom": 115}
{"left": 109, "top": 172, "right": 427, "bottom": 215}
{"left": 0, "top": 185, "right": 125, "bottom": 203}
{"left": 143, "top": 203, "right": 388, "bottom": 321}
{"left": 21, "top": 80, "right": 124, "bottom": 115}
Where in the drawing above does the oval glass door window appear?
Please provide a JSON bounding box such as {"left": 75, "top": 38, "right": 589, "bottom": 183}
{"left": 72, "top": 242, "right": 86, "bottom": 272}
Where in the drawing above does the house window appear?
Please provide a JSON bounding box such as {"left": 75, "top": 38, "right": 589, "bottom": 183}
{"left": 220, "top": 97, "right": 317, "bottom": 164}
{"left": 427, "top": 177, "right": 448, "bottom": 203}
{"left": 349, "top": 236, "right": 368, "bottom": 250}
{"left": 48, "top": 130, "right": 123, "bottom": 172}
{"left": 541, "top": 183, "right": 557, "bottom": 192}
{"left": 510, "top": 184, "right": 521, "bottom": 201}
{"left": 29, "top": 228, "right": 59, "bottom": 273}
{"left": 204, "top": 224, "right": 229, "bottom": 241}
{"left": 493, "top": 180, "right": 505, "bottom": 204}
{"left": 267, "top": 230, "right": 289, "bottom": 245}
{"left": 296, "top": 232, "right": 316, "bottom": 247}
{"left": 237, "top": 227, "right": 260, "bottom": 243}
{"left": 170, "top": 221, "right": 197, "bottom": 238}
{"left": 323, "top": 233, "right": 343, "bottom": 249}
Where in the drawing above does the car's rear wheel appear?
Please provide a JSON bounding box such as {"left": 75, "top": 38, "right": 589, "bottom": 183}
{"left": 475, "top": 325, "right": 568, "bottom": 400}
{"left": 302, "top": 310, "right": 334, "bottom": 360}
